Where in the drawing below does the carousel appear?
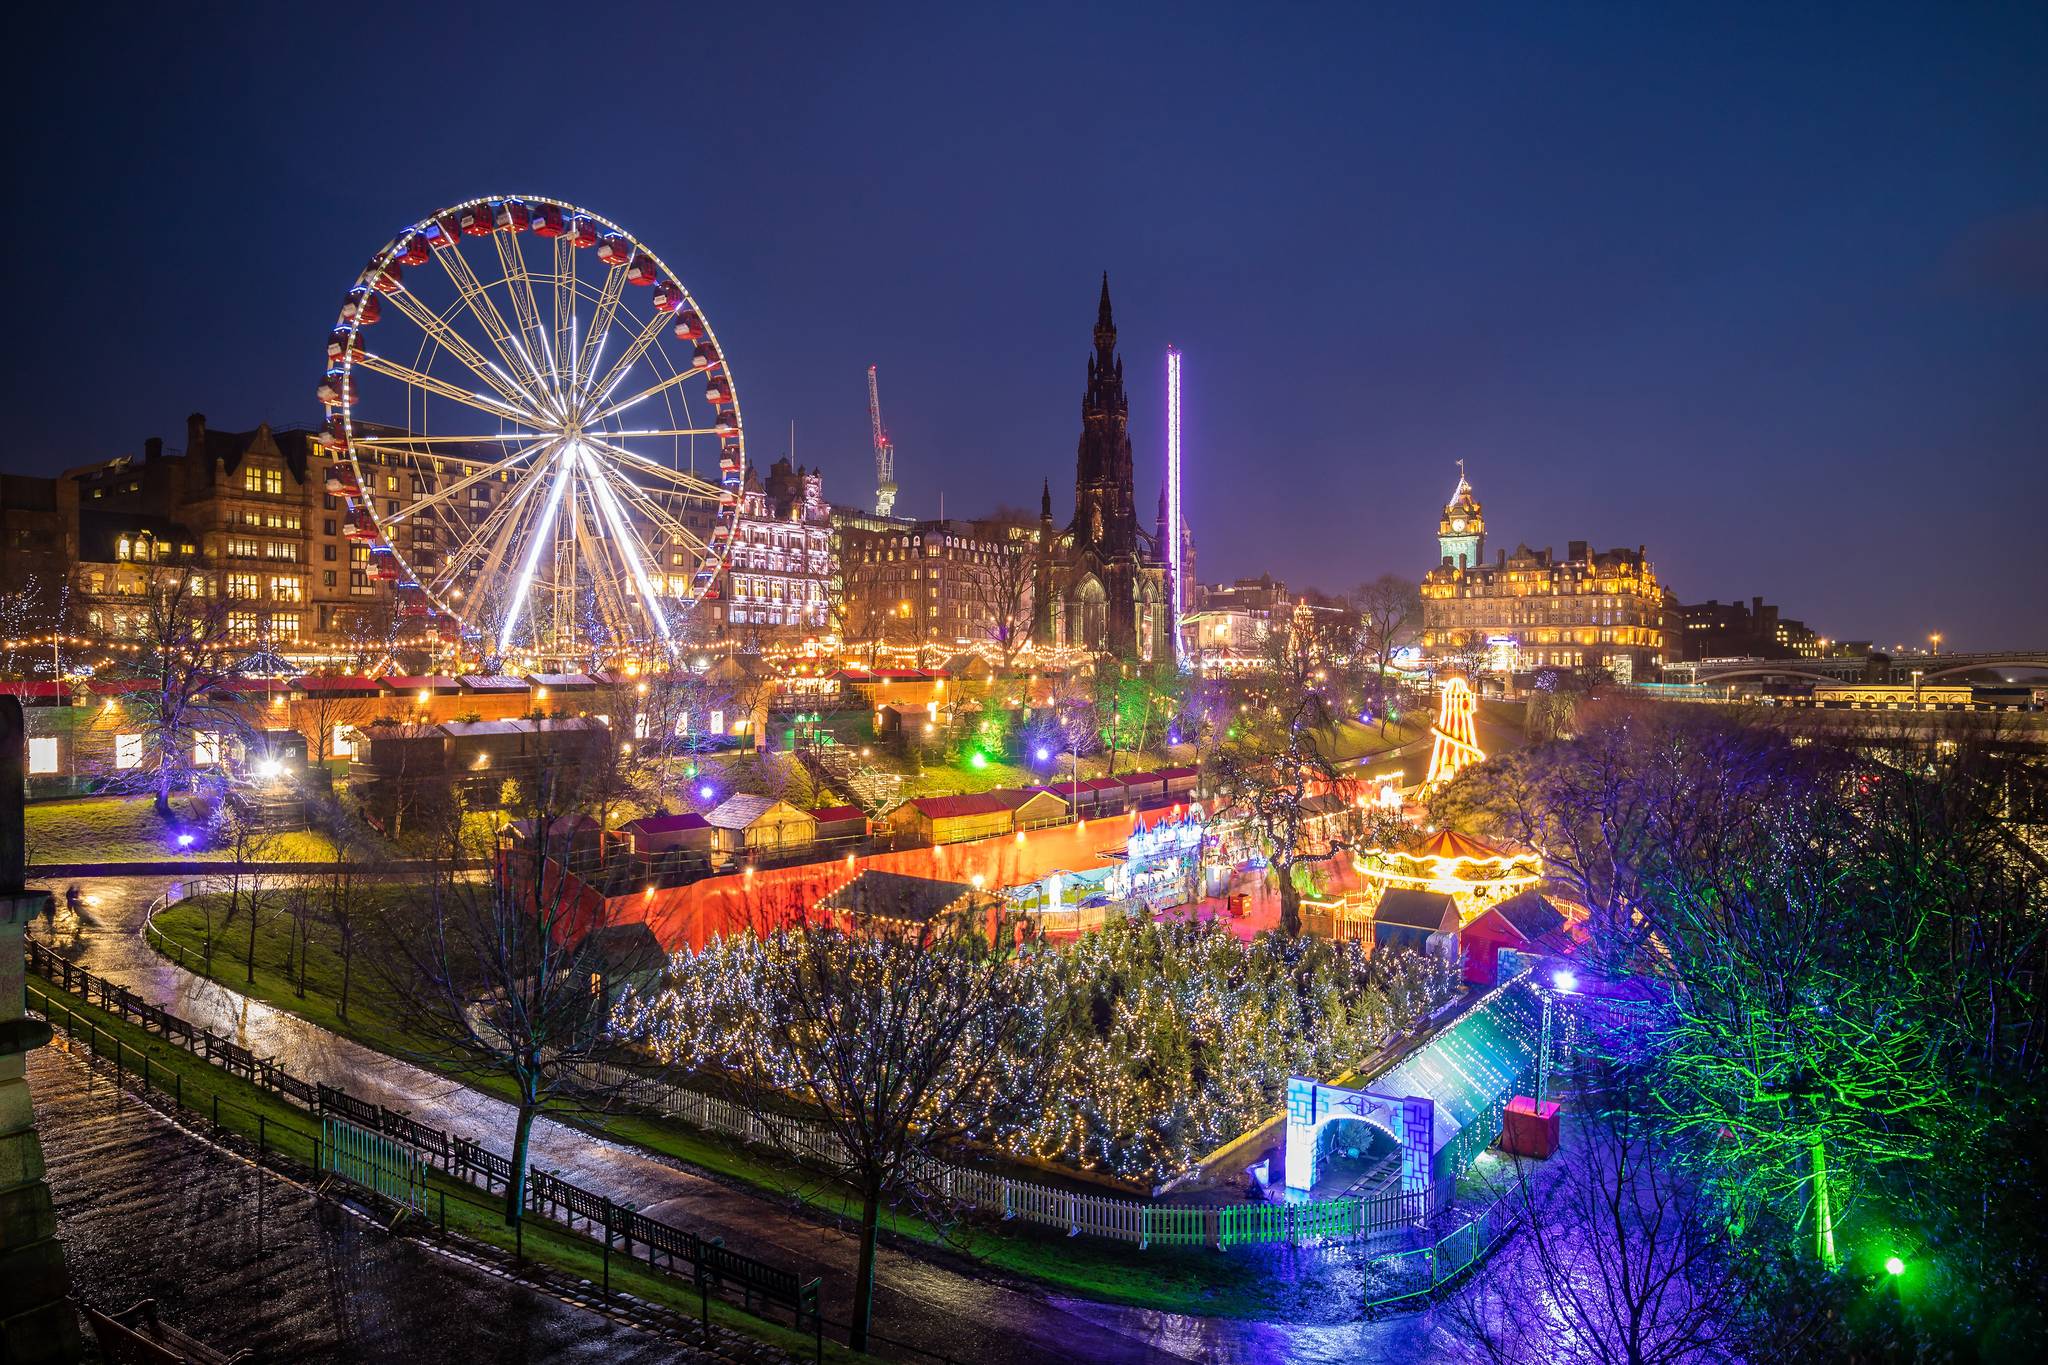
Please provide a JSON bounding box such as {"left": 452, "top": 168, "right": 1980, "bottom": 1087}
{"left": 1354, "top": 827, "right": 1542, "bottom": 924}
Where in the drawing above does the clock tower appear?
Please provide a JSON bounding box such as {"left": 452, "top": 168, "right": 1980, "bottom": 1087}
{"left": 1438, "top": 461, "right": 1484, "bottom": 569}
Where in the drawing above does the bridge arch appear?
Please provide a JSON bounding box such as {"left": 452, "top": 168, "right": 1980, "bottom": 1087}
{"left": 1919, "top": 660, "right": 2048, "bottom": 682}
{"left": 1690, "top": 666, "right": 1844, "bottom": 687}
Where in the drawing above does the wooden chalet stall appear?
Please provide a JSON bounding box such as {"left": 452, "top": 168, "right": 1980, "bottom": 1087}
{"left": 885, "top": 793, "right": 1013, "bottom": 847}
{"left": 808, "top": 803, "right": 870, "bottom": 845}
{"left": 1369, "top": 889, "right": 1463, "bottom": 964}
{"left": 990, "top": 786, "right": 1070, "bottom": 830}
{"left": 1460, "top": 890, "right": 1568, "bottom": 986}
{"left": 1071, "top": 777, "right": 1128, "bottom": 817}
{"left": 704, "top": 795, "right": 817, "bottom": 861}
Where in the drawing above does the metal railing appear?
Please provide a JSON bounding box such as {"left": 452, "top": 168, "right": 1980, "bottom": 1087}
{"left": 1362, "top": 1196, "right": 1518, "bottom": 1310}
{"left": 24, "top": 940, "right": 821, "bottom": 1337}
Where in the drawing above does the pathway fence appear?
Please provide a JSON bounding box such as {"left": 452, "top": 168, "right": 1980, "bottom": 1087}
{"left": 53, "top": 925, "right": 1489, "bottom": 1256}
{"left": 1363, "top": 1196, "right": 1518, "bottom": 1311}
{"left": 23, "top": 939, "right": 821, "bottom": 1337}
{"left": 573, "top": 1058, "right": 1452, "bottom": 1250}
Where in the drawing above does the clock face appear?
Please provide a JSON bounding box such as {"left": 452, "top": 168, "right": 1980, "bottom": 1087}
{"left": 1451, "top": 518, "right": 1467, "bottom": 532}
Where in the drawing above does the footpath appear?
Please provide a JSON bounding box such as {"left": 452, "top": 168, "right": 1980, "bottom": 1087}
{"left": 31, "top": 1040, "right": 727, "bottom": 1364}
{"left": 27, "top": 874, "right": 1214, "bottom": 1365}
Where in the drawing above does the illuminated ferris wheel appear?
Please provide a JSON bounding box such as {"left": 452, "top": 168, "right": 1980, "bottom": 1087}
{"left": 317, "top": 195, "right": 743, "bottom": 665}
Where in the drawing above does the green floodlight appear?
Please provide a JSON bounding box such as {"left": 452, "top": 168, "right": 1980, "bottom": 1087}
{"left": 970, "top": 752, "right": 989, "bottom": 770}
{"left": 1884, "top": 1255, "right": 1906, "bottom": 1277}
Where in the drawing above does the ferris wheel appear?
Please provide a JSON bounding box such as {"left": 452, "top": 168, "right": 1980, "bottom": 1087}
{"left": 316, "top": 194, "right": 742, "bottom": 666}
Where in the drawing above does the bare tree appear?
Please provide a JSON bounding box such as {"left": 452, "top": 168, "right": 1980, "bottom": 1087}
{"left": 829, "top": 534, "right": 898, "bottom": 666}
{"left": 1207, "top": 624, "right": 1353, "bottom": 937}
{"left": 961, "top": 540, "right": 1036, "bottom": 669}
{"left": 1349, "top": 574, "right": 1419, "bottom": 733}
{"left": 99, "top": 560, "right": 246, "bottom": 818}
{"left": 300, "top": 684, "right": 379, "bottom": 767}
{"left": 625, "top": 906, "right": 1039, "bottom": 1351}
{"left": 1445, "top": 1070, "right": 1748, "bottom": 1365}
{"left": 377, "top": 759, "right": 628, "bottom": 1227}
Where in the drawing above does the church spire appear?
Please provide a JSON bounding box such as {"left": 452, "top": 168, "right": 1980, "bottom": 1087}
{"left": 1094, "top": 271, "right": 1116, "bottom": 356}
{"left": 1042, "top": 477, "right": 1052, "bottom": 520}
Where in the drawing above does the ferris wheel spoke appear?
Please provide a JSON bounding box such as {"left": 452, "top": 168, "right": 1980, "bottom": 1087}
{"left": 585, "top": 367, "right": 699, "bottom": 425}
{"left": 492, "top": 232, "right": 555, "bottom": 399}
{"left": 380, "top": 287, "right": 532, "bottom": 409}
{"left": 580, "top": 310, "right": 670, "bottom": 412}
{"left": 581, "top": 436, "right": 727, "bottom": 501}
{"left": 352, "top": 432, "right": 540, "bottom": 448}
{"left": 572, "top": 494, "right": 644, "bottom": 644}
{"left": 490, "top": 449, "right": 579, "bottom": 654}
{"left": 583, "top": 465, "right": 676, "bottom": 641}
{"left": 438, "top": 443, "right": 562, "bottom": 589}
{"left": 379, "top": 440, "right": 549, "bottom": 526}
{"left": 590, "top": 428, "right": 723, "bottom": 440}
{"left": 432, "top": 239, "right": 551, "bottom": 401}
{"left": 550, "top": 236, "right": 577, "bottom": 382}
{"left": 571, "top": 262, "right": 629, "bottom": 397}
{"left": 584, "top": 453, "right": 709, "bottom": 557}
{"left": 353, "top": 352, "right": 540, "bottom": 424}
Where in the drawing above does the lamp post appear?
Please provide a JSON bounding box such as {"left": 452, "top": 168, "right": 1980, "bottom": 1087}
{"left": 1928, "top": 632, "right": 1942, "bottom": 656}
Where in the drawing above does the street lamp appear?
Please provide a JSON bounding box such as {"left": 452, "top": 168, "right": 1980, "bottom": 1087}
{"left": 1911, "top": 669, "right": 1923, "bottom": 708}
{"left": 1928, "top": 632, "right": 1942, "bottom": 656}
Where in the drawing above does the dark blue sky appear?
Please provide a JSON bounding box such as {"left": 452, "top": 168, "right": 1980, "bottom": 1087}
{"left": 6, "top": 2, "right": 2044, "bottom": 647}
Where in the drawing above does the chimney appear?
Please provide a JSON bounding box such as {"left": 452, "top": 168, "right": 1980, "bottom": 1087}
{"left": 144, "top": 436, "right": 163, "bottom": 463}
{"left": 185, "top": 413, "right": 207, "bottom": 456}
{"left": 1497, "top": 548, "right": 1506, "bottom": 568}
{"left": 1568, "top": 540, "right": 1588, "bottom": 562}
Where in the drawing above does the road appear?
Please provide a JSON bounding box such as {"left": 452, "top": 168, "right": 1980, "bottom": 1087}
{"left": 30, "top": 873, "right": 1452, "bottom": 1363}
{"left": 30, "top": 1040, "right": 701, "bottom": 1363}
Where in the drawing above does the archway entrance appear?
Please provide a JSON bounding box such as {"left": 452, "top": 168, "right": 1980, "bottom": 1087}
{"left": 1284, "top": 1077, "right": 1433, "bottom": 1195}
{"left": 1310, "top": 1116, "right": 1402, "bottom": 1199}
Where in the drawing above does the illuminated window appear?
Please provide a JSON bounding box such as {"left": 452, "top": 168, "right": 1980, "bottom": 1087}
{"left": 226, "top": 573, "right": 260, "bottom": 600}
{"left": 333, "top": 724, "right": 356, "bottom": 758}
{"left": 115, "top": 733, "right": 143, "bottom": 769}
{"left": 228, "top": 611, "right": 260, "bottom": 637}
{"left": 28, "top": 737, "right": 59, "bottom": 775}
{"left": 270, "top": 577, "right": 303, "bottom": 602}
{"left": 193, "top": 732, "right": 224, "bottom": 765}
{"left": 270, "top": 612, "right": 301, "bottom": 641}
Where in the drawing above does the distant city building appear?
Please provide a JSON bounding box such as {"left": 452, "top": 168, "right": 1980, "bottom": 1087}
{"left": 715, "top": 456, "right": 834, "bottom": 646}
{"left": 835, "top": 509, "right": 1037, "bottom": 652}
{"left": 2, "top": 414, "right": 408, "bottom": 661}
{"left": 1420, "top": 468, "right": 1667, "bottom": 679}
{"left": 1181, "top": 575, "right": 1292, "bottom": 669}
{"left": 1673, "top": 595, "right": 1824, "bottom": 661}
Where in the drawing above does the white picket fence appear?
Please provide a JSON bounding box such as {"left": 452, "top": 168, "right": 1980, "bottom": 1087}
{"left": 576, "top": 1061, "right": 1442, "bottom": 1250}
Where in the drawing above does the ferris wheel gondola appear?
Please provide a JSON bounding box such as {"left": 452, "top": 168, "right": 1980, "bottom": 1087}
{"left": 317, "top": 194, "right": 744, "bottom": 668}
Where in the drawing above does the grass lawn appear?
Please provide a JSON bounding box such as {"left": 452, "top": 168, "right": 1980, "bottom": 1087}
{"left": 151, "top": 890, "right": 1284, "bottom": 1318}
{"left": 26, "top": 976, "right": 856, "bottom": 1362}
{"left": 26, "top": 795, "right": 341, "bottom": 863}
{"left": 1324, "top": 715, "right": 1429, "bottom": 763}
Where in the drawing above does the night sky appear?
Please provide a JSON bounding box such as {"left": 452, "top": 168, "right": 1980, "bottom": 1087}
{"left": 6, "top": 3, "right": 2044, "bottom": 648}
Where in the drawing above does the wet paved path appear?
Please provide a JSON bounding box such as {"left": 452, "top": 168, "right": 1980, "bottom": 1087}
{"left": 30, "top": 1042, "right": 696, "bottom": 1364}
{"left": 31, "top": 873, "right": 1449, "bottom": 1363}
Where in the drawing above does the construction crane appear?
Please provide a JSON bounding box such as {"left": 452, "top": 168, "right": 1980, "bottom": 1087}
{"left": 867, "top": 364, "right": 897, "bottom": 517}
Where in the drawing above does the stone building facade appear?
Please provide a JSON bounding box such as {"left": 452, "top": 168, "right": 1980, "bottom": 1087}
{"left": 1420, "top": 469, "right": 1668, "bottom": 679}
{"left": 716, "top": 456, "right": 834, "bottom": 645}
{"left": 0, "top": 415, "right": 408, "bottom": 665}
